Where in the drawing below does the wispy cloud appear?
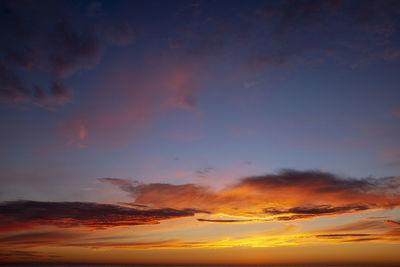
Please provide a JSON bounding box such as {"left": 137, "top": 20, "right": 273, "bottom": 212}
{"left": 311, "top": 218, "right": 400, "bottom": 243}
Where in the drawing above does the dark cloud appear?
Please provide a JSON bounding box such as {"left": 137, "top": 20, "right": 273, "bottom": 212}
{"left": 0, "top": 1, "right": 133, "bottom": 107}
{"left": 169, "top": 37, "right": 189, "bottom": 49}
{"left": 0, "top": 230, "right": 85, "bottom": 248}
{"left": 87, "top": 1, "right": 103, "bottom": 17}
{"left": 62, "top": 239, "right": 184, "bottom": 249}
{"left": 275, "top": 214, "right": 316, "bottom": 221}
{"left": 0, "top": 249, "right": 50, "bottom": 262}
{"left": 195, "top": 167, "right": 215, "bottom": 177}
{"left": 48, "top": 20, "right": 103, "bottom": 79}
{"left": 2, "top": 0, "right": 399, "bottom": 111}
{"left": 50, "top": 80, "right": 72, "bottom": 103}
{"left": 100, "top": 169, "right": 400, "bottom": 221}
{"left": 0, "top": 61, "right": 30, "bottom": 102}
{"left": 105, "top": 22, "right": 134, "bottom": 46}
{"left": 315, "top": 233, "right": 383, "bottom": 243}
{"left": 342, "top": 237, "right": 383, "bottom": 242}
{"left": 163, "top": 0, "right": 400, "bottom": 79}
{"left": 316, "top": 233, "right": 373, "bottom": 239}
{"left": 0, "top": 200, "right": 197, "bottom": 231}
{"left": 265, "top": 204, "right": 369, "bottom": 216}
{"left": 264, "top": 204, "right": 370, "bottom": 221}
{"left": 32, "top": 85, "right": 48, "bottom": 104}
{"left": 224, "top": 0, "right": 400, "bottom": 71}
{"left": 197, "top": 219, "right": 257, "bottom": 223}
{"left": 240, "top": 169, "right": 381, "bottom": 193}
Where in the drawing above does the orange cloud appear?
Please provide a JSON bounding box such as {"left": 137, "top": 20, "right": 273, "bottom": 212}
{"left": 385, "top": 220, "right": 400, "bottom": 226}
{"left": 100, "top": 169, "right": 400, "bottom": 220}
{"left": 311, "top": 218, "right": 400, "bottom": 243}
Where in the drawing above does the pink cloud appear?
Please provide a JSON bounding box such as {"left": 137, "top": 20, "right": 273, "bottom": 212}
{"left": 58, "top": 120, "right": 87, "bottom": 148}
{"left": 392, "top": 108, "right": 400, "bottom": 119}
{"left": 56, "top": 53, "right": 206, "bottom": 147}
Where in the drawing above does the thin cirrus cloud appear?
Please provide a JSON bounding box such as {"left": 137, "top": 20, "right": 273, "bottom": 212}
{"left": 311, "top": 218, "right": 400, "bottom": 243}
{"left": 170, "top": 0, "right": 400, "bottom": 73}
{"left": 100, "top": 169, "right": 400, "bottom": 220}
{"left": 57, "top": 59, "right": 203, "bottom": 148}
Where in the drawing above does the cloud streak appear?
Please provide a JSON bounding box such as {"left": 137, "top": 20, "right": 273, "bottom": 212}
{"left": 311, "top": 218, "right": 400, "bottom": 243}
{"left": 0, "top": 200, "right": 198, "bottom": 232}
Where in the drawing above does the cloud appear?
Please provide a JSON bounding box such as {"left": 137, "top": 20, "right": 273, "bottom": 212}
{"left": 315, "top": 234, "right": 383, "bottom": 243}
{"left": 48, "top": 20, "right": 103, "bottom": 79}
{"left": 265, "top": 204, "right": 369, "bottom": 216}
{"left": 105, "top": 22, "right": 135, "bottom": 46}
{"left": 315, "top": 233, "right": 373, "bottom": 239}
{"left": 0, "top": 1, "right": 133, "bottom": 107}
{"left": 244, "top": 0, "right": 400, "bottom": 71}
{"left": 384, "top": 220, "right": 400, "bottom": 226}
{"left": 0, "top": 200, "right": 197, "bottom": 231}
{"left": 100, "top": 169, "right": 400, "bottom": 220}
{"left": 0, "top": 62, "right": 30, "bottom": 102}
{"left": 263, "top": 204, "right": 371, "bottom": 222}
{"left": 169, "top": 37, "right": 189, "bottom": 49}
{"left": 243, "top": 81, "right": 259, "bottom": 89}
{"left": 99, "top": 177, "right": 141, "bottom": 195}
{"left": 63, "top": 239, "right": 185, "bottom": 249}
{"left": 0, "top": 230, "right": 85, "bottom": 248}
{"left": 379, "top": 148, "right": 400, "bottom": 168}
{"left": 58, "top": 120, "right": 87, "bottom": 148}
{"left": 393, "top": 108, "right": 400, "bottom": 118}
{"left": 0, "top": 249, "right": 59, "bottom": 263}
{"left": 195, "top": 167, "right": 215, "bottom": 177}
{"left": 316, "top": 220, "right": 390, "bottom": 233}
{"left": 311, "top": 218, "right": 400, "bottom": 243}
{"left": 55, "top": 53, "right": 207, "bottom": 148}
{"left": 197, "top": 219, "right": 259, "bottom": 223}
{"left": 165, "top": 68, "right": 200, "bottom": 110}
{"left": 3, "top": 0, "right": 400, "bottom": 109}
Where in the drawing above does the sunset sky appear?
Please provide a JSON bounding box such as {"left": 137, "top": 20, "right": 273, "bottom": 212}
{"left": 1, "top": 0, "right": 400, "bottom": 265}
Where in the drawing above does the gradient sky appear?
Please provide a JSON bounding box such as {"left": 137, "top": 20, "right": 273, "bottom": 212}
{"left": 1, "top": 0, "right": 400, "bottom": 265}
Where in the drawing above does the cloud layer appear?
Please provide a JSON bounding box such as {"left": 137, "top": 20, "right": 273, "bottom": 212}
{"left": 2, "top": 169, "right": 398, "bottom": 234}
{"left": 101, "top": 169, "right": 400, "bottom": 219}
{"left": 0, "top": 200, "right": 197, "bottom": 232}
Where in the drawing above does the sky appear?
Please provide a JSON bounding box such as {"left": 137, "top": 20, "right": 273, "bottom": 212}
{"left": 0, "top": 0, "right": 400, "bottom": 265}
